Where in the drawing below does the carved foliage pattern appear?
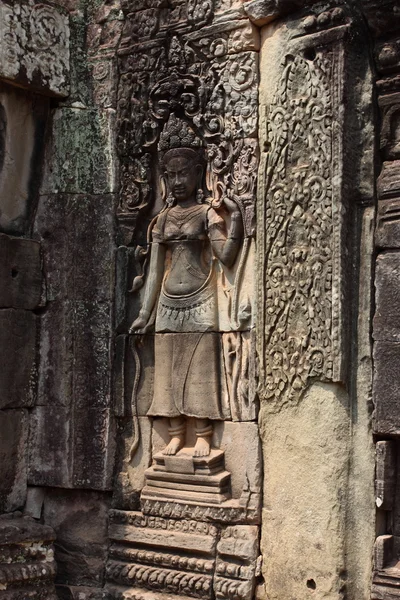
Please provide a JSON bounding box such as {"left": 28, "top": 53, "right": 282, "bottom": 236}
{"left": 262, "top": 52, "right": 337, "bottom": 401}
{"left": 0, "top": 1, "right": 69, "bottom": 95}
{"left": 116, "top": 31, "right": 258, "bottom": 236}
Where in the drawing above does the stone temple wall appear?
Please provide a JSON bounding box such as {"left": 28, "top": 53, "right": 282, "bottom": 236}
{"left": 0, "top": 1, "right": 399, "bottom": 600}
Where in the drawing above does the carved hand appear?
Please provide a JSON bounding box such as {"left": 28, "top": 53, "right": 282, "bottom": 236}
{"left": 129, "top": 312, "right": 150, "bottom": 334}
{"left": 223, "top": 196, "right": 240, "bottom": 215}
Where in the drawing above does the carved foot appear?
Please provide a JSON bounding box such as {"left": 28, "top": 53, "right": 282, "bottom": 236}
{"left": 193, "top": 436, "right": 211, "bottom": 457}
{"left": 163, "top": 436, "right": 185, "bottom": 455}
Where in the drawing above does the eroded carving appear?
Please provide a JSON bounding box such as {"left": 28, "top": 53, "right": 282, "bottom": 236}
{"left": 260, "top": 51, "right": 343, "bottom": 403}
{"left": 0, "top": 0, "right": 69, "bottom": 96}
{"left": 130, "top": 118, "right": 244, "bottom": 458}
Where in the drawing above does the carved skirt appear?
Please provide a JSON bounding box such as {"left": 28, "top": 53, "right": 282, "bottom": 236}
{"left": 147, "top": 331, "right": 225, "bottom": 420}
{"left": 155, "top": 268, "right": 218, "bottom": 333}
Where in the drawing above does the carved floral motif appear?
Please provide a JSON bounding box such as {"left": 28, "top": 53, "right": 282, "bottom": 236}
{"left": 0, "top": 0, "right": 69, "bottom": 96}
{"left": 261, "top": 52, "right": 339, "bottom": 402}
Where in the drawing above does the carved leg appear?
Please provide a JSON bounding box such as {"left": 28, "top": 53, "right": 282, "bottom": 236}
{"left": 163, "top": 416, "right": 186, "bottom": 455}
{"left": 193, "top": 419, "right": 212, "bottom": 457}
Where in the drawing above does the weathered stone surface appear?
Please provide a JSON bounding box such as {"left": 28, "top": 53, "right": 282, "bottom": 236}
{"left": 375, "top": 253, "right": 400, "bottom": 341}
{"left": 28, "top": 406, "right": 71, "bottom": 488}
{"left": 0, "top": 84, "right": 49, "bottom": 234}
{"left": 214, "top": 525, "right": 259, "bottom": 600}
{"left": 360, "top": 0, "right": 400, "bottom": 37}
{"left": 257, "top": 11, "right": 376, "bottom": 600}
{"left": 378, "top": 160, "right": 400, "bottom": 200}
{"left": 43, "top": 489, "right": 110, "bottom": 588}
{"left": 376, "top": 441, "right": 396, "bottom": 510}
{"left": 213, "top": 422, "right": 261, "bottom": 506}
{"left": 57, "top": 586, "right": 107, "bottom": 600}
{"left": 29, "top": 405, "right": 115, "bottom": 491}
{"left": 113, "top": 417, "right": 152, "bottom": 510}
{"left": 0, "top": 309, "right": 37, "bottom": 409}
{"left": 0, "top": 410, "right": 28, "bottom": 513}
{"left": 259, "top": 383, "right": 350, "bottom": 599}
{"left": 0, "top": 515, "right": 56, "bottom": 599}
{"left": 41, "top": 108, "right": 117, "bottom": 195}
{"left": 379, "top": 93, "right": 400, "bottom": 159}
{"left": 107, "top": 511, "right": 217, "bottom": 598}
{"left": 376, "top": 199, "right": 400, "bottom": 248}
{"left": 31, "top": 193, "right": 116, "bottom": 490}
{"left": 0, "top": 0, "right": 69, "bottom": 96}
{"left": 0, "top": 234, "right": 42, "bottom": 309}
{"left": 374, "top": 342, "right": 400, "bottom": 435}
{"left": 374, "top": 535, "right": 394, "bottom": 571}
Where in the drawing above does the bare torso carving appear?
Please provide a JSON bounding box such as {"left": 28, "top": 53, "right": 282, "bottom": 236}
{"left": 130, "top": 148, "right": 243, "bottom": 457}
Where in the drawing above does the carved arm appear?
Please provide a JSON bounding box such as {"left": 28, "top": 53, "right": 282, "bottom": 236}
{"left": 208, "top": 204, "right": 243, "bottom": 268}
{"left": 129, "top": 242, "right": 166, "bottom": 332}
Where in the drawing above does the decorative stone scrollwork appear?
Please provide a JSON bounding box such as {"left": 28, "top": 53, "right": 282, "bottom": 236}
{"left": 260, "top": 50, "right": 343, "bottom": 403}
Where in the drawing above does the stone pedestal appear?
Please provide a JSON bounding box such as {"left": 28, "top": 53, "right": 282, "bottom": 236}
{"left": 141, "top": 449, "right": 231, "bottom": 505}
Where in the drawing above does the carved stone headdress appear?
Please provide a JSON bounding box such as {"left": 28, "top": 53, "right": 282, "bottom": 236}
{"left": 158, "top": 114, "right": 204, "bottom": 167}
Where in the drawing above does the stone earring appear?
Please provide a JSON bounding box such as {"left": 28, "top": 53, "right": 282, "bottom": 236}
{"left": 166, "top": 192, "right": 175, "bottom": 206}
{"left": 196, "top": 188, "right": 204, "bottom": 204}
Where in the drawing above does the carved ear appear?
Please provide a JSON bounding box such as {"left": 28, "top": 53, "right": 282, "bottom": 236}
{"left": 160, "top": 174, "right": 168, "bottom": 201}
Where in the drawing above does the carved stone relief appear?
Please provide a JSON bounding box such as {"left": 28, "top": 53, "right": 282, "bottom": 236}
{"left": 108, "top": 4, "right": 260, "bottom": 598}
{"left": 258, "top": 27, "right": 351, "bottom": 406}
{"left": 0, "top": 0, "right": 69, "bottom": 96}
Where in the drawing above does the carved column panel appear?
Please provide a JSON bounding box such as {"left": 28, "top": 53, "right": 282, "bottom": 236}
{"left": 257, "top": 8, "right": 375, "bottom": 600}
{"left": 108, "top": 2, "right": 261, "bottom": 599}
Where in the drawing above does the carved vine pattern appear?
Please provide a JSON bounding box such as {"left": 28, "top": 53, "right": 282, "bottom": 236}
{"left": 263, "top": 52, "right": 337, "bottom": 402}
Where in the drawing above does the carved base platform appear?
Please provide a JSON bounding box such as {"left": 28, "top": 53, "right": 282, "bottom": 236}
{"left": 141, "top": 449, "right": 231, "bottom": 505}
{"left": 0, "top": 516, "right": 57, "bottom": 600}
{"left": 372, "top": 567, "right": 400, "bottom": 598}
{"left": 106, "top": 510, "right": 259, "bottom": 600}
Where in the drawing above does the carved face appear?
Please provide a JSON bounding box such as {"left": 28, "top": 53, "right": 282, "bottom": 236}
{"left": 165, "top": 156, "right": 200, "bottom": 202}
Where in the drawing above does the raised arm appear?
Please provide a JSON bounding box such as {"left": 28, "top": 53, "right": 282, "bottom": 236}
{"left": 129, "top": 242, "right": 166, "bottom": 333}
{"left": 208, "top": 199, "right": 243, "bottom": 268}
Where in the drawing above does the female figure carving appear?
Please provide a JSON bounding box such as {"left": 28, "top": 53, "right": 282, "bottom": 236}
{"left": 130, "top": 145, "right": 242, "bottom": 457}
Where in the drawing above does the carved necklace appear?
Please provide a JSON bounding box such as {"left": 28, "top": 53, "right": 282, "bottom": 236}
{"left": 168, "top": 204, "right": 204, "bottom": 229}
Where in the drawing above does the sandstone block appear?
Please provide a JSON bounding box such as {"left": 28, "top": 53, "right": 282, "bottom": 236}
{"left": 43, "top": 489, "right": 110, "bottom": 587}
{"left": 374, "top": 253, "right": 400, "bottom": 341}
{"left": 376, "top": 199, "right": 400, "bottom": 248}
{"left": 0, "top": 84, "right": 49, "bottom": 235}
{"left": 31, "top": 194, "right": 116, "bottom": 490}
{"left": 0, "top": 309, "right": 37, "bottom": 409}
{"left": 378, "top": 160, "right": 400, "bottom": 200}
{"left": 41, "top": 108, "right": 117, "bottom": 195}
{"left": 0, "top": 1, "right": 69, "bottom": 96}
{"left": 0, "top": 234, "right": 42, "bottom": 309}
{"left": 0, "top": 409, "right": 28, "bottom": 512}
{"left": 373, "top": 342, "right": 400, "bottom": 435}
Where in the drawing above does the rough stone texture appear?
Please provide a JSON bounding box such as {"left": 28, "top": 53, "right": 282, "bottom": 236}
{"left": 0, "top": 515, "right": 57, "bottom": 599}
{"left": 0, "top": 410, "right": 28, "bottom": 512}
{"left": 56, "top": 587, "right": 107, "bottom": 600}
{"left": 376, "top": 198, "right": 400, "bottom": 248}
{"left": 257, "top": 9, "right": 375, "bottom": 600}
{"left": 0, "top": 309, "right": 37, "bottom": 409}
{"left": 29, "top": 193, "right": 116, "bottom": 490}
{"left": 259, "top": 383, "right": 350, "bottom": 599}
{"left": 41, "top": 108, "right": 117, "bottom": 195}
{"left": 112, "top": 416, "right": 152, "bottom": 510}
{"left": 42, "top": 489, "right": 110, "bottom": 588}
{"left": 0, "top": 0, "right": 69, "bottom": 96}
{"left": 374, "top": 253, "right": 400, "bottom": 434}
{"left": 375, "top": 253, "right": 400, "bottom": 342}
{"left": 0, "top": 83, "right": 49, "bottom": 235}
{"left": 0, "top": 234, "right": 42, "bottom": 309}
